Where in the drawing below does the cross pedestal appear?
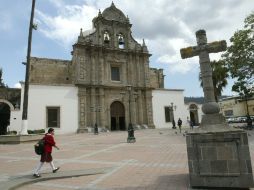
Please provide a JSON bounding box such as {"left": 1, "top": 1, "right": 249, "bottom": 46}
{"left": 180, "top": 30, "right": 253, "bottom": 188}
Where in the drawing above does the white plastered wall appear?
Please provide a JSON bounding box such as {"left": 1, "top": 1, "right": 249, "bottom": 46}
{"left": 9, "top": 84, "right": 78, "bottom": 134}
{"left": 152, "top": 89, "right": 189, "bottom": 128}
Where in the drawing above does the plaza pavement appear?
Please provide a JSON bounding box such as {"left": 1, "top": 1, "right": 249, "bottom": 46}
{"left": 1, "top": 127, "right": 254, "bottom": 190}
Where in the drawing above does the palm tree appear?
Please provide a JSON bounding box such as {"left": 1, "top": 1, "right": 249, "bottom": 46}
{"left": 199, "top": 60, "right": 229, "bottom": 102}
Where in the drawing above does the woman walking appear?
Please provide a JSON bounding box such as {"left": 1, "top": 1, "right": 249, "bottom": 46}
{"left": 33, "top": 128, "right": 60, "bottom": 177}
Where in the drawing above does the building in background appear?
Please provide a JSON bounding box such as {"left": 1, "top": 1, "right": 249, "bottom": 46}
{"left": 219, "top": 96, "right": 254, "bottom": 118}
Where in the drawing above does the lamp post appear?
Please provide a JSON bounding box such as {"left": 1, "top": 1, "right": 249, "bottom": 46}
{"left": 126, "top": 85, "right": 135, "bottom": 143}
{"left": 94, "top": 105, "right": 100, "bottom": 135}
{"left": 21, "top": 0, "right": 36, "bottom": 135}
{"left": 171, "top": 102, "right": 177, "bottom": 129}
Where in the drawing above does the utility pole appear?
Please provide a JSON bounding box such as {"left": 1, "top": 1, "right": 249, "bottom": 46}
{"left": 21, "top": 0, "right": 36, "bottom": 135}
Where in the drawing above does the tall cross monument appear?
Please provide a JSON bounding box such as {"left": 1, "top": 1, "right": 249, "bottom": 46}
{"left": 180, "top": 30, "right": 253, "bottom": 188}
{"left": 181, "top": 30, "right": 225, "bottom": 114}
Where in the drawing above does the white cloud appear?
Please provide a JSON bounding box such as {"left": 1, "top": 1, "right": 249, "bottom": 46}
{"left": 36, "top": 0, "right": 254, "bottom": 78}
{"left": 0, "top": 12, "right": 12, "bottom": 31}
{"left": 36, "top": 4, "right": 98, "bottom": 47}
{"left": 158, "top": 54, "right": 199, "bottom": 74}
{"left": 14, "top": 83, "right": 21, "bottom": 89}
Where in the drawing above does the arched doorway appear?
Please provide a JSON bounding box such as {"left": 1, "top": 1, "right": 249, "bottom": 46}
{"left": 110, "top": 101, "right": 125, "bottom": 131}
{"left": 189, "top": 104, "right": 199, "bottom": 126}
{"left": 0, "top": 102, "right": 10, "bottom": 135}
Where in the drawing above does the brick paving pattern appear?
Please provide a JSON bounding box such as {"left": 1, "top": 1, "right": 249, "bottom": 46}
{"left": 1, "top": 128, "right": 254, "bottom": 190}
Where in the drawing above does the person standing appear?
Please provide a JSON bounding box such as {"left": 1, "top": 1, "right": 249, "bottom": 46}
{"left": 177, "top": 118, "right": 182, "bottom": 133}
{"left": 190, "top": 120, "right": 194, "bottom": 130}
{"left": 33, "top": 128, "right": 60, "bottom": 177}
{"left": 187, "top": 117, "right": 191, "bottom": 129}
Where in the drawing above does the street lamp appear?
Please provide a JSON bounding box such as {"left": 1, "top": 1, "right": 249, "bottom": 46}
{"left": 170, "top": 102, "right": 177, "bottom": 129}
{"left": 94, "top": 105, "right": 100, "bottom": 135}
{"left": 126, "top": 85, "right": 135, "bottom": 143}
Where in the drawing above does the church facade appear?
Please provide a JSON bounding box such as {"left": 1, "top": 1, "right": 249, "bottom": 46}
{"left": 13, "top": 3, "right": 164, "bottom": 134}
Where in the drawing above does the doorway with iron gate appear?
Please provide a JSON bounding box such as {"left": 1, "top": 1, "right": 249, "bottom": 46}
{"left": 0, "top": 102, "right": 10, "bottom": 135}
{"left": 189, "top": 104, "right": 199, "bottom": 126}
{"left": 110, "top": 101, "right": 125, "bottom": 131}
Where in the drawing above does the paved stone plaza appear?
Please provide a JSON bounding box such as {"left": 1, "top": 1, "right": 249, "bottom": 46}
{"left": 1, "top": 128, "right": 254, "bottom": 190}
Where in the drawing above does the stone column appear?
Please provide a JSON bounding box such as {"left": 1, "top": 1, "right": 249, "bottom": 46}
{"left": 91, "top": 53, "right": 96, "bottom": 84}
{"left": 79, "top": 56, "right": 85, "bottom": 81}
{"left": 143, "top": 55, "right": 150, "bottom": 87}
{"left": 136, "top": 55, "right": 141, "bottom": 87}
{"left": 122, "top": 61, "right": 127, "bottom": 85}
{"left": 105, "top": 57, "right": 109, "bottom": 83}
{"left": 99, "top": 52, "right": 104, "bottom": 84}
{"left": 104, "top": 89, "right": 109, "bottom": 129}
{"left": 140, "top": 57, "right": 145, "bottom": 86}
{"left": 131, "top": 95, "right": 136, "bottom": 125}
{"left": 145, "top": 90, "right": 155, "bottom": 128}
{"left": 128, "top": 54, "right": 132, "bottom": 84}
{"left": 91, "top": 87, "right": 96, "bottom": 126}
{"left": 77, "top": 87, "right": 87, "bottom": 133}
{"left": 138, "top": 90, "right": 143, "bottom": 124}
{"left": 99, "top": 88, "right": 105, "bottom": 127}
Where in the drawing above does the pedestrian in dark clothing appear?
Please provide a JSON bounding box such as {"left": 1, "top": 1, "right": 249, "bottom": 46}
{"left": 247, "top": 115, "right": 253, "bottom": 130}
{"left": 190, "top": 120, "right": 194, "bottom": 130}
{"left": 33, "top": 128, "right": 60, "bottom": 177}
{"left": 94, "top": 123, "right": 99, "bottom": 135}
{"left": 178, "top": 118, "right": 182, "bottom": 133}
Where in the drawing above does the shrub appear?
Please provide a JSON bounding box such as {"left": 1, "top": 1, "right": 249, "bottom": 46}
{"left": 28, "top": 129, "right": 45, "bottom": 134}
{"left": 7, "top": 131, "right": 17, "bottom": 135}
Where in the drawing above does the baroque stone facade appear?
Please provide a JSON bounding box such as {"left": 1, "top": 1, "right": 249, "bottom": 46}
{"left": 29, "top": 3, "right": 163, "bottom": 132}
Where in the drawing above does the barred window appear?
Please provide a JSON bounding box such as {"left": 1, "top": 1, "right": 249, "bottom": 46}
{"left": 47, "top": 107, "right": 60, "bottom": 128}
{"left": 165, "top": 106, "right": 172, "bottom": 122}
{"left": 224, "top": 110, "right": 233, "bottom": 117}
{"left": 111, "top": 67, "right": 120, "bottom": 81}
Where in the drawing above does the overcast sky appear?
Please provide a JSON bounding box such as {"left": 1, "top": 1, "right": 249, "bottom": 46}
{"left": 0, "top": 0, "right": 253, "bottom": 97}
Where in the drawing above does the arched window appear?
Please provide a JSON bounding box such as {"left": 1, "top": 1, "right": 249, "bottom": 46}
{"left": 118, "top": 33, "right": 124, "bottom": 49}
{"left": 104, "top": 31, "right": 110, "bottom": 44}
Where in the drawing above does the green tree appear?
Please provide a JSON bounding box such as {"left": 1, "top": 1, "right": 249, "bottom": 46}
{"left": 199, "top": 60, "right": 229, "bottom": 102}
{"left": 222, "top": 12, "right": 254, "bottom": 97}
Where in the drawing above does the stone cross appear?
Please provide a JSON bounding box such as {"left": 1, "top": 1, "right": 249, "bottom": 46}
{"left": 180, "top": 29, "right": 227, "bottom": 115}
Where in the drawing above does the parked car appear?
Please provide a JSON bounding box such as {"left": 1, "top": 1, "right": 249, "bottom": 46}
{"left": 226, "top": 116, "right": 248, "bottom": 123}
{"left": 238, "top": 116, "right": 247, "bottom": 123}
{"left": 226, "top": 117, "right": 235, "bottom": 123}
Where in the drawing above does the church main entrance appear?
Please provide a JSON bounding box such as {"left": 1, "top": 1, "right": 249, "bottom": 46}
{"left": 110, "top": 101, "right": 125, "bottom": 131}
{"left": 0, "top": 102, "right": 10, "bottom": 135}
